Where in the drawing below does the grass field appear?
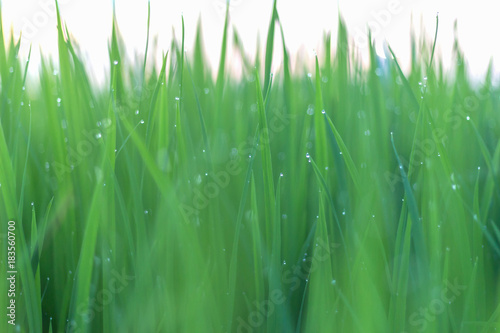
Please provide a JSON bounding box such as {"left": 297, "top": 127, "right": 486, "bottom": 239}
{"left": 1, "top": 1, "right": 500, "bottom": 332}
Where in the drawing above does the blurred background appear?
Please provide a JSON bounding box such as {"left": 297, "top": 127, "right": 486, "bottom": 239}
{"left": 0, "top": 0, "right": 497, "bottom": 81}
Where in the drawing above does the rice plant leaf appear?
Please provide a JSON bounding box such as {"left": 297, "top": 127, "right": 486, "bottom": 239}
{"left": 323, "top": 112, "right": 361, "bottom": 191}
{"left": 263, "top": 0, "right": 278, "bottom": 96}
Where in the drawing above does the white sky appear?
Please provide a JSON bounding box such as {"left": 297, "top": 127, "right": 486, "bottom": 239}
{"left": 1, "top": 0, "right": 497, "bottom": 81}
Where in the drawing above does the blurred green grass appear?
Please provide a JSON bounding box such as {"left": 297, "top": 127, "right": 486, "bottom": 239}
{"left": 1, "top": 1, "right": 500, "bottom": 332}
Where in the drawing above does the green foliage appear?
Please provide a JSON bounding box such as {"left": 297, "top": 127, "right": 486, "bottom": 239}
{"left": 1, "top": 3, "right": 500, "bottom": 333}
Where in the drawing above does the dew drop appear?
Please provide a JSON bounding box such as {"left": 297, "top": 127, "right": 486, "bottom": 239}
{"left": 306, "top": 105, "right": 314, "bottom": 115}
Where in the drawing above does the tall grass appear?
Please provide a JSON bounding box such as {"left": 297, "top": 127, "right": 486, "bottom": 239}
{"left": 1, "top": 2, "right": 500, "bottom": 332}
